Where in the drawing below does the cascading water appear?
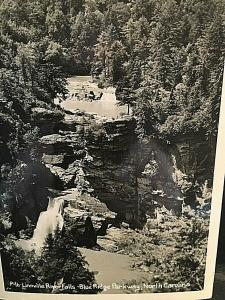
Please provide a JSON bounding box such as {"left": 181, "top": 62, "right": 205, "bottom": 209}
{"left": 172, "top": 154, "right": 186, "bottom": 186}
{"left": 32, "top": 198, "right": 64, "bottom": 248}
{"left": 16, "top": 197, "right": 64, "bottom": 253}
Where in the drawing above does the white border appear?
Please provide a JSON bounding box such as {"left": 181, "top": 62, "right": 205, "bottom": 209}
{"left": 0, "top": 66, "right": 225, "bottom": 300}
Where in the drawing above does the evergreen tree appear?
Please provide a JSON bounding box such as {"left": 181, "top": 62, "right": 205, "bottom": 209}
{"left": 39, "top": 229, "right": 100, "bottom": 294}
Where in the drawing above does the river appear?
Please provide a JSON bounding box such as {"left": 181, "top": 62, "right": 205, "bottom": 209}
{"left": 79, "top": 247, "right": 145, "bottom": 294}
{"left": 16, "top": 189, "right": 145, "bottom": 294}
{"left": 56, "top": 76, "right": 128, "bottom": 118}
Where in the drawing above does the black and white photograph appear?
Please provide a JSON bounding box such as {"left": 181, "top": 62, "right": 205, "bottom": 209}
{"left": 0, "top": 0, "right": 224, "bottom": 298}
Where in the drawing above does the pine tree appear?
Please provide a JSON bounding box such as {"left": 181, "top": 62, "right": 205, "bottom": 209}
{"left": 39, "top": 229, "right": 100, "bottom": 294}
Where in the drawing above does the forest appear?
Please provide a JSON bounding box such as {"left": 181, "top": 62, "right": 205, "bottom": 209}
{"left": 0, "top": 0, "right": 224, "bottom": 158}
{"left": 0, "top": 0, "right": 225, "bottom": 295}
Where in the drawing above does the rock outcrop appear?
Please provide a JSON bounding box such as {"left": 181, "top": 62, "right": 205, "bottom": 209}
{"left": 171, "top": 135, "right": 214, "bottom": 184}
{"left": 60, "top": 188, "right": 116, "bottom": 248}
{"left": 31, "top": 107, "right": 64, "bottom": 136}
{"left": 35, "top": 109, "right": 212, "bottom": 229}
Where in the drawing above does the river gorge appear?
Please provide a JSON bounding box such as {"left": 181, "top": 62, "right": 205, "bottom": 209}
{"left": 2, "top": 76, "right": 213, "bottom": 294}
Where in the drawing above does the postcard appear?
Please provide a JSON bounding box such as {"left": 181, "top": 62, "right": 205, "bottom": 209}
{"left": 0, "top": 1, "right": 224, "bottom": 299}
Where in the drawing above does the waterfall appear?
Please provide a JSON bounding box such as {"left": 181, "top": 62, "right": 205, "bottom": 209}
{"left": 171, "top": 155, "right": 186, "bottom": 186}
{"left": 16, "top": 197, "right": 64, "bottom": 253}
{"left": 31, "top": 197, "right": 64, "bottom": 249}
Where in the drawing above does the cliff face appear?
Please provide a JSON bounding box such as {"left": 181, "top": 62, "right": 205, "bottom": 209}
{"left": 0, "top": 115, "right": 14, "bottom": 167}
{"left": 84, "top": 118, "right": 142, "bottom": 226}
{"left": 36, "top": 109, "right": 212, "bottom": 228}
{"left": 171, "top": 135, "right": 214, "bottom": 185}
{"left": 5, "top": 107, "right": 213, "bottom": 232}
{"left": 0, "top": 110, "right": 62, "bottom": 232}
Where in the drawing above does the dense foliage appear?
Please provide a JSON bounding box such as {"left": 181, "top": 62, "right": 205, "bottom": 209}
{"left": 0, "top": 230, "right": 99, "bottom": 294}
{"left": 0, "top": 0, "right": 68, "bottom": 232}
{"left": 1, "top": 0, "right": 224, "bottom": 142}
{"left": 117, "top": 216, "right": 209, "bottom": 292}
{"left": 152, "top": 218, "right": 209, "bottom": 291}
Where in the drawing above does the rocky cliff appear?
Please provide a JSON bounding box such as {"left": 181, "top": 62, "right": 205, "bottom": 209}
{"left": 36, "top": 108, "right": 212, "bottom": 228}
{"left": 2, "top": 106, "right": 213, "bottom": 234}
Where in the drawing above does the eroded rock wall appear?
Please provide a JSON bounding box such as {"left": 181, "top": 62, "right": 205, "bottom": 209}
{"left": 37, "top": 110, "right": 213, "bottom": 228}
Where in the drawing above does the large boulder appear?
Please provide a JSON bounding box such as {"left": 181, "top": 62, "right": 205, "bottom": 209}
{"left": 39, "top": 130, "right": 86, "bottom": 188}
{"left": 31, "top": 107, "right": 64, "bottom": 135}
{"left": 62, "top": 188, "right": 116, "bottom": 248}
